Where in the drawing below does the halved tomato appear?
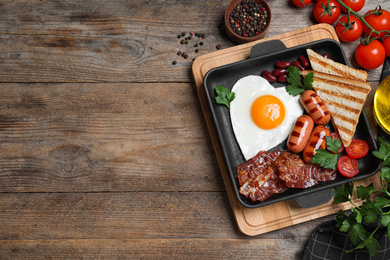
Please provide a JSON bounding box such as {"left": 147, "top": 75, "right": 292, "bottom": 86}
{"left": 338, "top": 155, "right": 359, "bottom": 177}
{"left": 345, "top": 139, "right": 369, "bottom": 159}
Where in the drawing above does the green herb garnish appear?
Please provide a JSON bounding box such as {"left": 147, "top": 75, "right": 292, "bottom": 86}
{"left": 310, "top": 136, "right": 342, "bottom": 169}
{"left": 285, "top": 66, "right": 314, "bottom": 96}
{"left": 215, "top": 86, "right": 235, "bottom": 109}
{"left": 333, "top": 137, "right": 390, "bottom": 257}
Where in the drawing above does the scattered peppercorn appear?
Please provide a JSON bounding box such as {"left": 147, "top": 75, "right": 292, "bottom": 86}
{"left": 172, "top": 61, "right": 177, "bottom": 65}
{"left": 216, "top": 45, "right": 221, "bottom": 49}
{"left": 181, "top": 32, "right": 186, "bottom": 36}
{"left": 199, "top": 42, "right": 204, "bottom": 46}
{"left": 195, "top": 49, "right": 199, "bottom": 53}
{"left": 194, "top": 43, "right": 198, "bottom": 47}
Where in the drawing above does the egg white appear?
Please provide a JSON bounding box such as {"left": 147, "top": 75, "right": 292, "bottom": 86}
{"left": 230, "top": 75, "right": 303, "bottom": 161}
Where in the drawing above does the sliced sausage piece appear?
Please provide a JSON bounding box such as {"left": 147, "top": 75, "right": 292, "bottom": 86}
{"left": 302, "top": 125, "right": 330, "bottom": 164}
{"left": 300, "top": 90, "right": 331, "bottom": 125}
{"left": 287, "top": 115, "right": 314, "bottom": 153}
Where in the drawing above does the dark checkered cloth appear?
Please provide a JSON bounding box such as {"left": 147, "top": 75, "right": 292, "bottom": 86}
{"left": 303, "top": 57, "right": 390, "bottom": 260}
{"left": 302, "top": 220, "right": 390, "bottom": 260}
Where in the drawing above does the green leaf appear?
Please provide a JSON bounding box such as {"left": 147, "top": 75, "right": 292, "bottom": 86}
{"left": 310, "top": 148, "right": 338, "bottom": 169}
{"left": 381, "top": 213, "right": 390, "bottom": 227}
{"left": 380, "top": 166, "right": 390, "bottom": 185}
{"left": 373, "top": 137, "right": 390, "bottom": 161}
{"left": 333, "top": 183, "right": 353, "bottom": 204}
{"left": 366, "top": 236, "right": 381, "bottom": 257}
{"left": 339, "top": 219, "right": 352, "bottom": 232}
{"left": 356, "top": 184, "right": 374, "bottom": 200}
{"left": 326, "top": 136, "right": 342, "bottom": 154}
{"left": 215, "top": 86, "right": 235, "bottom": 108}
{"left": 373, "top": 196, "right": 390, "bottom": 209}
{"left": 285, "top": 84, "right": 304, "bottom": 96}
{"left": 302, "top": 71, "right": 314, "bottom": 90}
{"left": 349, "top": 223, "right": 366, "bottom": 246}
{"left": 351, "top": 207, "right": 363, "bottom": 224}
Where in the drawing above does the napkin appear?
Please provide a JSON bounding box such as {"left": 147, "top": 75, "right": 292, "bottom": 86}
{"left": 302, "top": 57, "right": 390, "bottom": 260}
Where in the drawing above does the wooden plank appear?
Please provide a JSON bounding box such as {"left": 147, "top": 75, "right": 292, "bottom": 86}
{"left": 0, "top": 0, "right": 384, "bottom": 83}
{"left": 0, "top": 83, "right": 224, "bottom": 192}
{"left": 0, "top": 192, "right": 330, "bottom": 240}
{"left": 0, "top": 238, "right": 307, "bottom": 259}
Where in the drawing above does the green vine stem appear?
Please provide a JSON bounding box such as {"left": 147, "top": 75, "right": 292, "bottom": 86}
{"left": 333, "top": 0, "right": 390, "bottom": 42}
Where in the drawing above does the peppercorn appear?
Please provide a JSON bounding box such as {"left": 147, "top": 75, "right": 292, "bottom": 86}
{"left": 177, "top": 51, "right": 182, "bottom": 55}
{"left": 172, "top": 61, "right": 177, "bottom": 65}
{"left": 229, "top": 0, "right": 268, "bottom": 38}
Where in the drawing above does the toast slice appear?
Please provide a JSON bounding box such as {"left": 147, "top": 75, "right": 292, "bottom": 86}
{"left": 306, "top": 49, "right": 368, "bottom": 81}
{"left": 301, "top": 70, "right": 371, "bottom": 147}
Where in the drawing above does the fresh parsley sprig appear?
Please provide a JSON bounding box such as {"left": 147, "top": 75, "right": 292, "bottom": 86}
{"left": 215, "top": 86, "right": 235, "bottom": 109}
{"left": 333, "top": 137, "right": 390, "bottom": 257}
{"left": 285, "top": 66, "right": 314, "bottom": 96}
{"left": 310, "top": 136, "right": 342, "bottom": 169}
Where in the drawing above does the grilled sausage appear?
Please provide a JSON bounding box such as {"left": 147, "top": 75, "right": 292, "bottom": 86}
{"left": 302, "top": 125, "right": 330, "bottom": 164}
{"left": 300, "top": 90, "right": 331, "bottom": 125}
{"left": 287, "top": 115, "right": 314, "bottom": 153}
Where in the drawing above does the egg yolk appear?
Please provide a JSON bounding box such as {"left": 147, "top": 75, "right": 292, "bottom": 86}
{"left": 251, "top": 95, "right": 285, "bottom": 129}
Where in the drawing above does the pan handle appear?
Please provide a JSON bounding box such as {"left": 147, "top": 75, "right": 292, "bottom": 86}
{"left": 250, "top": 39, "right": 287, "bottom": 58}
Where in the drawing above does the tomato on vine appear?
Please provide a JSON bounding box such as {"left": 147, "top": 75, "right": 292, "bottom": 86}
{"left": 355, "top": 39, "right": 386, "bottom": 70}
{"left": 313, "top": 0, "right": 341, "bottom": 24}
{"left": 382, "top": 37, "right": 390, "bottom": 57}
{"left": 292, "top": 0, "right": 312, "bottom": 7}
{"left": 340, "top": 0, "right": 365, "bottom": 13}
{"left": 363, "top": 7, "right": 390, "bottom": 39}
{"left": 335, "top": 15, "right": 363, "bottom": 42}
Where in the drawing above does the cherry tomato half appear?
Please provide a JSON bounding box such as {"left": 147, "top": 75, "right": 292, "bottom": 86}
{"left": 335, "top": 15, "right": 363, "bottom": 42}
{"left": 330, "top": 132, "right": 345, "bottom": 153}
{"left": 292, "top": 0, "right": 312, "bottom": 7}
{"left": 338, "top": 155, "right": 359, "bottom": 177}
{"left": 313, "top": 0, "right": 341, "bottom": 24}
{"left": 363, "top": 8, "right": 390, "bottom": 39}
{"left": 345, "top": 139, "right": 369, "bottom": 159}
{"left": 382, "top": 37, "right": 390, "bottom": 57}
{"left": 340, "top": 0, "right": 365, "bottom": 13}
{"left": 355, "top": 39, "right": 386, "bottom": 70}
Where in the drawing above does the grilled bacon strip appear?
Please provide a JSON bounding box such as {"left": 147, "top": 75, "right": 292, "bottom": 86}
{"left": 237, "top": 150, "right": 336, "bottom": 202}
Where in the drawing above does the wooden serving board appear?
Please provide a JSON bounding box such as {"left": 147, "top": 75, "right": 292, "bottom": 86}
{"left": 192, "top": 24, "right": 381, "bottom": 236}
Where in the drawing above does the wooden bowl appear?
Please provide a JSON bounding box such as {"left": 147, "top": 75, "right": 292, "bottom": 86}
{"left": 225, "top": 0, "right": 271, "bottom": 44}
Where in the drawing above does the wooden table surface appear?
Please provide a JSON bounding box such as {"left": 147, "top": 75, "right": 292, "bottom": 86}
{"left": 0, "top": 0, "right": 388, "bottom": 259}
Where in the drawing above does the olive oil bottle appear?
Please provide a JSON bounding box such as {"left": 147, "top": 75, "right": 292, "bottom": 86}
{"left": 374, "top": 75, "right": 390, "bottom": 135}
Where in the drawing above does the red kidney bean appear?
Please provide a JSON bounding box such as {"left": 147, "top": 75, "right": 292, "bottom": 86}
{"left": 262, "top": 70, "right": 277, "bottom": 82}
{"left": 277, "top": 74, "right": 287, "bottom": 83}
{"left": 292, "top": 60, "right": 304, "bottom": 71}
{"left": 275, "top": 61, "right": 291, "bottom": 68}
{"left": 299, "top": 55, "right": 310, "bottom": 68}
{"left": 272, "top": 68, "right": 287, "bottom": 77}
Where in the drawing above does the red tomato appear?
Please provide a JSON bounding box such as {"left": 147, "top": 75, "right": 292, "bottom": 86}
{"left": 330, "top": 132, "right": 345, "bottom": 153}
{"left": 363, "top": 8, "right": 390, "bottom": 38}
{"left": 383, "top": 37, "right": 390, "bottom": 57}
{"left": 345, "top": 139, "right": 369, "bottom": 159}
{"left": 355, "top": 39, "right": 386, "bottom": 70}
{"left": 313, "top": 0, "right": 341, "bottom": 24}
{"left": 292, "top": 0, "right": 312, "bottom": 7}
{"left": 338, "top": 156, "right": 359, "bottom": 177}
{"left": 335, "top": 15, "right": 363, "bottom": 42}
{"left": 340, "top": 0, "right": 365, "bottom": 13}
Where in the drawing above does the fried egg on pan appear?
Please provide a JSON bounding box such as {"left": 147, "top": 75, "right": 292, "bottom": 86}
{"left": 230, "top": 75, "right": 303, "bottom": 161}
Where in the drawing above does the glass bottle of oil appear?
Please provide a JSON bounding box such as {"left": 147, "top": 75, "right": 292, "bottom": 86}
{"left": 374, "top": 75, "right": 390, "bottom": 135}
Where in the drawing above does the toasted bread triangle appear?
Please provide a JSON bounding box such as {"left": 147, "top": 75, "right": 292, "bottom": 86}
{"left": 301, "top": 70, "right": 371, "bottom": 147}
{"left": 306, "top": 49, "right": 368, "bottom": 81}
